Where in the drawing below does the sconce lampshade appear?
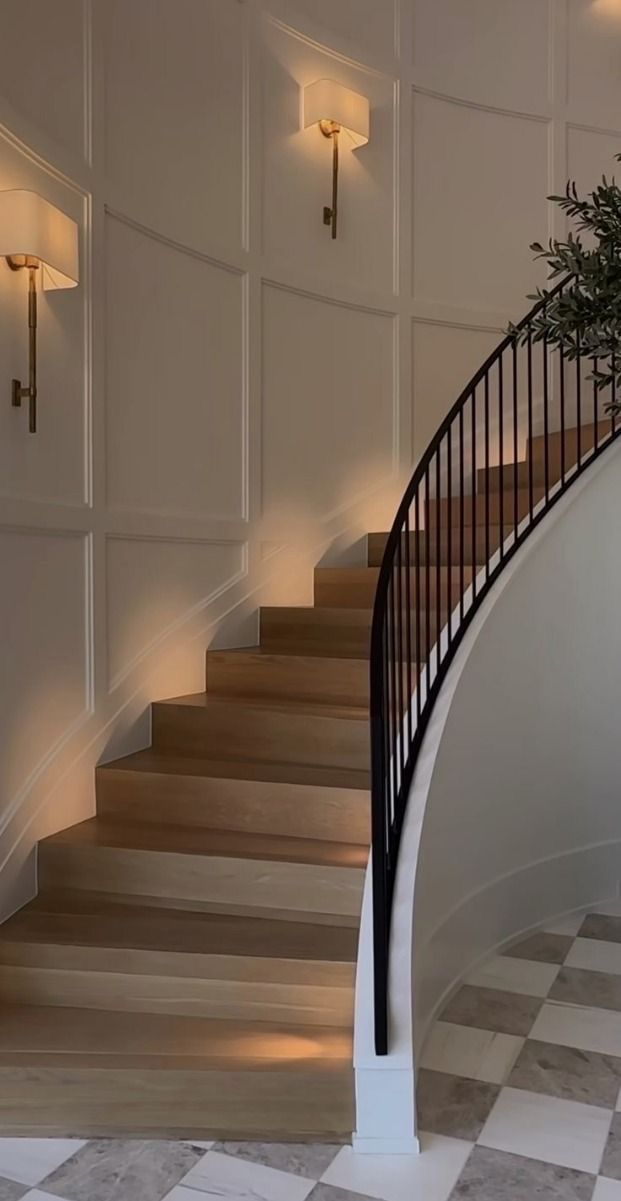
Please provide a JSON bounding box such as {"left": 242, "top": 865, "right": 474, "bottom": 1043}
{"left": 303, "top": 79, "right": 370, "bottom": 148}
{"left": 0, "top": 189, "right": 79, "bottom": 290}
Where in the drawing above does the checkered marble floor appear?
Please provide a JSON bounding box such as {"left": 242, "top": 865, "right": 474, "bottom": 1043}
{"left": 5, "top": 901, "right": 621, "bottom": 1201}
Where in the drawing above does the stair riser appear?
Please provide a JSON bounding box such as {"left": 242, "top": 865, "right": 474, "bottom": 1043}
{"left": 0, "top": 965, "right": 354, "bottom": 1027}
{"left": 151, "top": 702, "right": 369, "bottom": 771}
{"left": 260, "top": 611, "right": 442, "bottom": 658}
{"left": 39, "top": 845, "right": 366, "bottom": 921}
{"left": 206, "top": 650, "right": 369, "bottom": 708}
{"left": 313, "top": 568, "right": 471, "bottom": 610}
{"left": 368, "top": 529, "right": 500, "bottom": 567}
{"left": 426, "top": 488, "right": 544, "bottom": 528}
{"left": 0, "top": 1066, "right": 354, "bottom": 1139}
{"left": 96, "top": 768, "right": 370, "bottom": 845}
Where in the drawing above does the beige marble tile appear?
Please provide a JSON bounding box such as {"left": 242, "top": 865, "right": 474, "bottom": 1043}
{"left": 417, "top": 1070, "right": 499, "bottom": 1141}
{"left": 531, "top": 1001, "right": 621, "bottom": 1058}
{"left": 567, "top": 939, "right": 621, "bottom": 977}
{"left": 321, "top": 1136, "right": 473, "bottom": 1201}
{"left": 421, "top": 1022, "right": 524, "bottom": 1084}
{"left": 550, "top": 967, "right": 621, "bottom": 1013}
{"left": 465, "top": 956, "right": 559, "bottom": 998}
{"left": 40, "top": 1140, "right": 203, "bottom": 1201}
{"left": 212, "top": 1143, "right": 341, "bottom": 1180}
{"left": 601, "top": 1114, "right": 621, "bottom": 1181}
{"left": 479, "top": 1087, "right": 612, "bottom": 1174}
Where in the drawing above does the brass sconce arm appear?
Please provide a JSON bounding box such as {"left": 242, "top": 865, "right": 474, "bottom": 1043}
{"left": 320, "top": 120, "right": 340, "bottom": 239}
{"left": 9, "top": 258, "right": 38, "bottom": 434}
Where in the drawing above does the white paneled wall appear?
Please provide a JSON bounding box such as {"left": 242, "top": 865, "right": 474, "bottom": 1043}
{"left": 0, "top": 0, "right": 619, "bottom": 927}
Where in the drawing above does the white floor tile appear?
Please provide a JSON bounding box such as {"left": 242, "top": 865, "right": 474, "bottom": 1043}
{"left": 593, "top": 1178, "right": 621, "bottom": 1199}
{"left": 543, "top": 913, "right": 586, "bottom": 936}
{"left": 321, "top": 1135, "right": 473, "bottom": 1201}
{"left": 420, "top": 1022, "right": 524, "bottom": 1085}
{"left": 567, "top": 938, "right": 621, "bottom": 976}
{"left": 184, "top": 1140, "right": 215, "bottom": 1151}
{"left": 465, "top": 955, "right": 559, "bottom": 997}
{"left": 23, "top": 1193, "right": 68, "bottom": 1201}
{"left": 531, "top": 1001, "right": 621, "bottom": 1057}
{"left": 0, "top": 1139, "right": 85, "bottom": 1187}
{"left": 171, "top": 1148, "right": 315, "bottom": 1200}
{"left": 478, "top": 1086, "right": 612, "bottom": 1174}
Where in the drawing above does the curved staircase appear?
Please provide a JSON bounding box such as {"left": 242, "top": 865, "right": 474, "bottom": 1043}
{"left": 0, "top": 404, "right": 612, "bottom": 1135}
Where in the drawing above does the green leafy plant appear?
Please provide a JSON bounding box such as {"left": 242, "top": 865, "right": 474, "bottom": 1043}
{"left": 510, "top": 155, "right": 621, "bottom": 413}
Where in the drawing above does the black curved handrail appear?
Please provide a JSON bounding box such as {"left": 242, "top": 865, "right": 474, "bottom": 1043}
{"left": 370, "top": 274, "right": 621, "bottom": 1054}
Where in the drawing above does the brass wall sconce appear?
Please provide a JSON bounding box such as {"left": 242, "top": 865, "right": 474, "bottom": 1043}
{"left": 0, "top": 190, "right": 79, "bottom": 433}
{"left": 303, "top": 79, "right": 370, "bottom": 239}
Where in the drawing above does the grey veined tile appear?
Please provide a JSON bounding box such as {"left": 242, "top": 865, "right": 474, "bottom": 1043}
{"left": 212, "top": 1142, "right": 341, "bottom": 1180}
{"left": 39, "top": 1139, "right": 204, "bottom": 1201}
{"left": 505, "top": 933, "right": 574, "bottom": 965}
{"left": 307, "top": 1187, "right": 377, "bottom": 1201}
{"left": 417, "top": 1069, "right": 500, "bottom": 1141}
{"left": 0, "top": 1179, "right": 28, "bottom": 1201}
{"left": 441, "top": 985, "right": 543, "bottom": 1036}
{"left": 508, "top": 1038, "right": 621, "bottom": 1108}
{"left": 449, "top": 1145, "right": 595, "bottom": 1199}
{"left": 550, "top": 967, "right": 621, "bottom": 1014}
{"left": 580, "top": 915, "right": 621, "bottom": 945}
{"left": 601, "top": 1113, "right": 621, "bottom": 1181}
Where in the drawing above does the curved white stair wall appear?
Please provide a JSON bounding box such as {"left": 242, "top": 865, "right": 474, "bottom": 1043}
{"left": 355, "top": 438, "right": 621, "bottom": 1151}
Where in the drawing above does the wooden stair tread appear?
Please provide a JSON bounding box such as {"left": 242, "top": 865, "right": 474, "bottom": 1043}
{"left": 98, "top": 749, "right": 370, "bottom": 791}
{"left": 156, "top": 691, "right": 368, "bottom": 722}
{"left": 1, "top": 895, "right": 358, "bottom": 963}
{"left": 42, "top": 818, "right": 369, "bottom": 869}
{"left": 0, "top": 1004, "right": 352, "bottom": 1067}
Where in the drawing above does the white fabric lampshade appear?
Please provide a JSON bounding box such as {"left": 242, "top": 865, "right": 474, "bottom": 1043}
{"left": 303, "top": 79, "right": 370, "bottom": 148}
{"left": 0, "top": 189, "right": 79, "bottom": 290}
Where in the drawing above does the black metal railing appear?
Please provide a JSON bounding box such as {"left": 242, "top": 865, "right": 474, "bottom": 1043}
{"left": 370, "top": 275, "right": 621, "bottom": 1054}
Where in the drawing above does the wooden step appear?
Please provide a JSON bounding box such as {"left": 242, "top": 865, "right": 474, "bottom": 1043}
{"left": 426, "top": 486, "right": 545, "bottom": 528}
{"left": 206, "top": 646, "right": 369, "bottom": 708}
{"left": 368, "top": 527, "right": 499, "bottom": 567}
{"left": 0, "top": 1004, "right": 354, "bottom": 1137}
{"left": 0, "top": 895, "right": 357, "bottom": 1026}
{"left": 528, "top": 419, "right": 614, "bottom": 470}
{"left": 260, "top": 605, "right": 442, "bottom": 658}
{"left": 38, "top": 819, "right": 367, "bottom": 922}
{"left": 97, "top": 750, "right": 370, "bottom": 845}
{"left": 151, "top": 692, "right": 369, "bottom": 771}
{"left": 314, "top": 565, "right": 472, "bottom": 610}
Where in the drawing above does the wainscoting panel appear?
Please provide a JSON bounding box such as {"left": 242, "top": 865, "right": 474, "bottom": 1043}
{"left": 261, "top": 283, "right": 396, "bottom": 524}
{"left": 412, "top": 92, "right": 550, "bottom": 314}
{"left": 105, "top": 536, "right": 246, "bottom": 688}
{"left": 264, "top": 0, "right": 399, "bottom": 65}
{"left": 412, "top": 0, "right": 551, "bottom": 113}
{"left": 567, "top": 123, "right": 621, "bottom": 194}
{"left": 102, "top": 0, "right": 245, "bottom": 254}
{"left": 0, "top": 0, "right": 88, "bottom": 160}
{"left": 0, "top": 528, "right": 89, "bottom": 813}
{"left": 567, "top": 0, "right": 621, "bottom": 129}
{"left": 411, "top": 320, "right": 500, "bottom": 458}
{"left": 104, "top": 213, "right": 245, "bottom": 520}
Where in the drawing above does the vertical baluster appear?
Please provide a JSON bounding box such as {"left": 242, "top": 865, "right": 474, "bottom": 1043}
{"left": 543, "top": 328, "right": 549, "bottom": 502}
{"left": 447, "top": 426, "right": 452, "bottom": 645}
{"left": 371, "top": 622, "right": 389, "bottom": 1056}
{"left": 471, "top": 388, "right": 477, "bottom": 603}
{"left": 414, "top": 491, "right": 422, "bottom": 726}
{"left": 485, "top": 373, "right": 490, "bottom": 580}
{"left": 425, "top": 466, "right": 431, "bottom": 700}
{"left": 559, "top": 345, "right": 566, "bottom": 486}
{"left": 498, "top": 357, "right": 504, "bottom": 558}
{"left": 381, "top": 622, "right": 392, "bottom": 848}
{"left": 396, "top": 534, "right": 405, "bottom": 785}
{"left": 459, "top": 407, "right": 464, "bottom": 623}
{"left": 435, "top": 447, "right": 441, "bottom": 677}
{"left": 512, "top": 339, "right": 518, "bottom": 542}
{"left": 527, "top": 325, "right": 534, "bottom": 520}
{"left": 593, "top": 356, "right": 599, "bottom": 456}
{"left": 576, "top": 330, "right": 582, "bottom": 470}
{"left": 611, "top": 353, "right": 617, "bottom": 440}
{"left": 404, "top": 512, "right": 413, "bottom": 751}
{"left": 388, "top": 573, "right": 399, "bottom": 811}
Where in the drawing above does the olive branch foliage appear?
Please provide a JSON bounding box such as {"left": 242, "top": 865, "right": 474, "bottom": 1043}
{"left": 509, "top": 154, "right": 621, "bottom": 413}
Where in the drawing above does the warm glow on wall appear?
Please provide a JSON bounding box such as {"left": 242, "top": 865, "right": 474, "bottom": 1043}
{"left": 592, "top": 0, "right": 621, "bottom": 16}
